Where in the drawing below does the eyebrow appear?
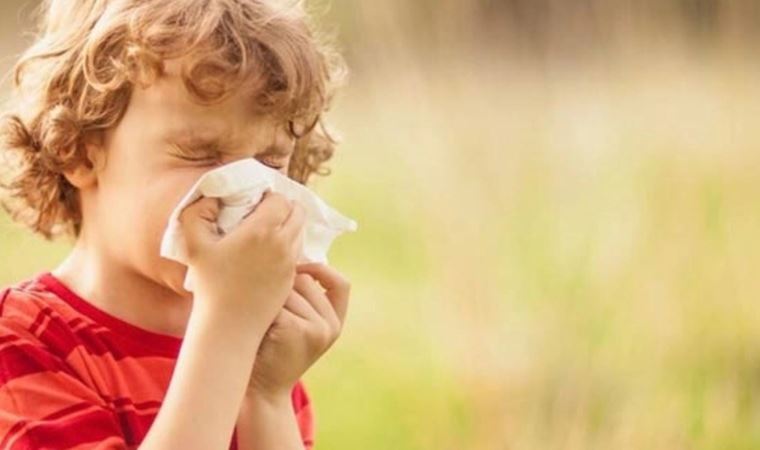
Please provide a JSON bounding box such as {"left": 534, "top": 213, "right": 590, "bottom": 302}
{"left": 165, "top": 129, "right": 294, "bottom": 158}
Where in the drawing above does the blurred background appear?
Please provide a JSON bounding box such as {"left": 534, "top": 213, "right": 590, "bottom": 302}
{"left": 3, "top": 0, "right": 760, "bottom": 449}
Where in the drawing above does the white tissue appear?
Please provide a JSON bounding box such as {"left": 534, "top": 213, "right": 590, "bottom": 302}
{"left": 159, "top": 158, "right": 358, "bottom": 292}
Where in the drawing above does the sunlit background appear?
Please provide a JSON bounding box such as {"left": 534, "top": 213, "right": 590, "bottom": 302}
{"left": 3, "top": 1, "right": 760, "bottom": 449}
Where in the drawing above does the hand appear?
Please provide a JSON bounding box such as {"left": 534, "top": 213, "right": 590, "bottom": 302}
{"left": 177, "top": 191, "right": 306, "bottom": 334}
{"left": 246, "top": 262, "right": 351, "bottom": 401}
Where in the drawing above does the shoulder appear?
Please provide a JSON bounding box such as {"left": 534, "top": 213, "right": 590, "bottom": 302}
{"left": 0, "top": 274, "right": 70, "bottom": 328}
{"left": 0, "top": 276, "right": 98, "bottom": 404}
{"left": 0, "top": 279, "right": 127, "bottom": 448}
{"left": 0, "top": 274, "right": 81, "bottom": 362}
{"left": 0, "top": 273, "right": 71, "bottom": 358}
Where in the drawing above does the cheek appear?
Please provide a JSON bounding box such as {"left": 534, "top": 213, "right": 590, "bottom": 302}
{"left": 142, "top": 172, "right": 203, "bottom": 246}
{"left": 111, "top": 172, "right": 201, "bottom": 296}
{"left": 110, "top": 171, "right": 202, "bottom": 267}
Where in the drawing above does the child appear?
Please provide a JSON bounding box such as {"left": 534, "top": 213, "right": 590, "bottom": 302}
{"left": 0, "top": 0, "right": 351, "bottom": 449}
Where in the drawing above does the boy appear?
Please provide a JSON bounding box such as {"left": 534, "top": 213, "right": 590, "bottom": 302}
{"left": 0, "top": 0, "right": 351, "bottom": 449}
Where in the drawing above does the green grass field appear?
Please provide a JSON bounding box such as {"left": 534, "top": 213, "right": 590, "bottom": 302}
{"left": 304, "top": 53, "right": 760, "bottom": 449}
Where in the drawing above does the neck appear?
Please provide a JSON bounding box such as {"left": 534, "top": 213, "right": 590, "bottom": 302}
{"left": 51, "top": 235, "right": 194, "bottom": 339}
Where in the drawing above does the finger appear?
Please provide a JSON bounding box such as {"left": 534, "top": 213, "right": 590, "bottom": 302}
{"left": 280, "top": 201, "right": 306, "bottom": 242}
{"left": 291, "top": 225, "right": 305, "bottom": 257}
{"left": 293, "top": 273, "right": 340, "bottom": 328}
{"left": 236, "top": 190, "right": 292, "bottom": 233}
{"left": 283, "top": 288, "right": 320, "bottom": 321}
{"left": 178, "top": 196, "right": 221, "bottom": 255}
{"left": 273, "top": 306, "right": 305, "bottom": 328}
{"left": 296, "top": 263, "right": 350, "bottom": 325}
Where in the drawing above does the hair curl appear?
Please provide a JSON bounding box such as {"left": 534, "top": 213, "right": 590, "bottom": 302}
{"left": 0, "top": 0, "right": 347, "bottom": 240}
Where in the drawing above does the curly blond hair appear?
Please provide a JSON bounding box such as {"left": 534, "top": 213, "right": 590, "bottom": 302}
{"left": 0, "top": 0, "right": 347, "bottom": 240}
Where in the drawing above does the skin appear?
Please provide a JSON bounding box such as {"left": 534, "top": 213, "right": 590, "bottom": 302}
{"left": 54, "top": 60, "right": 295, "bottom": 338}
{"left": 53, "top": 59, "right": 350, "bottom": 449}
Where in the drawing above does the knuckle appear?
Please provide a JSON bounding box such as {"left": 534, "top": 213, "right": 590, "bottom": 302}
{"left": 327, "top": 322, "right": 341, "bottom": 341}
{"left": 337, "top": 276, "right": 351, "bottom": 292}
{"left": 198, "top": 206, "right": 217, "bottom": 222}
{"left": 331, "top": 316, "right": 342, "bottom": 332}
{"left": 318, "top": 322, "right": 333, "bottom": 342}
{"left": 307, "top": 321, "right": 325, "bottom": 338}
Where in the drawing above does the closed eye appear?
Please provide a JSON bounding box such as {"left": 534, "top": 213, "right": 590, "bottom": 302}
{"left": 176, "top": 153, "right": 285, "bottom": 171}
{"left": 169, "top": 142, "right": 221, "bottom": 164}
{"left": 175, "top": 154, "right": 218, "bottom": 163}
{"left": 255, "top": 155, "right": 288, "bottom": 170}
{"left": 169, "top": 142, "right": 289, "bottom": 171}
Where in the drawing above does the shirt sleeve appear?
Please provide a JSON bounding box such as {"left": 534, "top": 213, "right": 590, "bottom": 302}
{"left": 292, "top": 380, "right": 315, "bottom": 450}
{"left": 0, "top": 316, "right": 128, "bottom": 450}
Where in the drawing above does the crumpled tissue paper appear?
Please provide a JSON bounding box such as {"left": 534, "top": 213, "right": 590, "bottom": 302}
{"left": 159, "top": 158, "right": 358, "bottom": 292}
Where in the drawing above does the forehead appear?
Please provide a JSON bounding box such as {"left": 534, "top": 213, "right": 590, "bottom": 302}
{"left": 129, "top": 59, "right": 284, "bottom": 149}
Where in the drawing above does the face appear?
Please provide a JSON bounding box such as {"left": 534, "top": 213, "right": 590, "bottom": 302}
{"left": 83, "top": 60, "right": 295, "bottom": 299}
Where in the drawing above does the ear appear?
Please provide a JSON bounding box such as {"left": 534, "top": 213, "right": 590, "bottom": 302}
{"left": 62, "top": 132, "right": 105, "bottom": 189}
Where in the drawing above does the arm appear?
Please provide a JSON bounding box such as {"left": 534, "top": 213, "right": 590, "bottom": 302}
{"left": 235, "top": 392, "right": 305, "bottom": 450}
{"left": 138, "top": 305, "right": 266, "bottom": 450}
{"left": 139, "top": 193, "right": 306, "bottom": 449}
{"left": 235, "top": 262, "right": 351, "bottom": 450}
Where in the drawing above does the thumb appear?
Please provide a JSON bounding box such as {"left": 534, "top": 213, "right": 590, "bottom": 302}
{"left": 178, "top": 196, "right": 221, "bottom": 259}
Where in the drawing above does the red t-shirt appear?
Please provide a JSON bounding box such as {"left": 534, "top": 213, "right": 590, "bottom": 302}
{"left": 0, "top": 272, "right": 315, "bottom": 449}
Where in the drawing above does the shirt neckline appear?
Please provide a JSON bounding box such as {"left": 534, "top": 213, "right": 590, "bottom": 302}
{"left": 36, "top": 271, "right": 183, "bottom": 356}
